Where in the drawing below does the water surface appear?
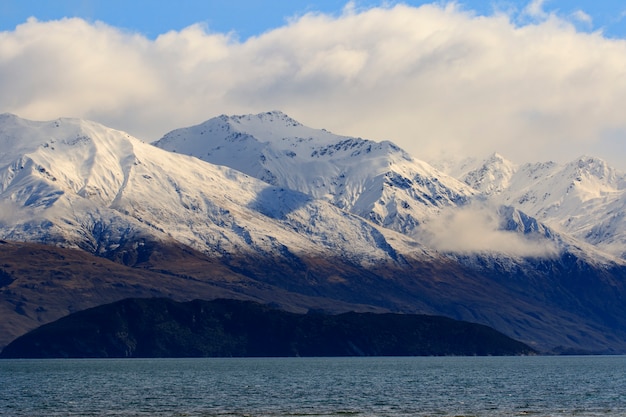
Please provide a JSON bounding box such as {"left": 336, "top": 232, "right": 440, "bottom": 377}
{"left": 2, "top": 356, "right": 626, "bottom": 416}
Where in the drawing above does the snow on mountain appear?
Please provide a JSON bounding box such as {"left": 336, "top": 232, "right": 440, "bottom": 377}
{"left": 2, "top": 111, "right": 615, "bottom": 263}
{"left": 6, "top": 113, "right": 626, "bottom": 354}
{"left": 154, "top": 112, "right": 596, "bottom": 260}
{"left": 0, "top": 113, "right": 424, "bottom": 265}
{"left": 461, "top": 153, "right": 517, "bottom": 196}
{"left": 457, "top": 153, "right": 626, "bottom": 259}
{"left": 153, "top": 111, "right": 476, "bottom": 235}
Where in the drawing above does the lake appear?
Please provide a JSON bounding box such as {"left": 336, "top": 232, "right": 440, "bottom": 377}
{"left": 1, "top": 356, "right": 626, "bottom": 416}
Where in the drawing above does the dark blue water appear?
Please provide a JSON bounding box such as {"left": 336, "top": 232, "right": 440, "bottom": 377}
{"left": 1, "top": 356, "right": 626, "bottom": 416}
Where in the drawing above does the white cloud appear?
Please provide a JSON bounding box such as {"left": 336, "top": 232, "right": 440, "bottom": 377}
{"left": 571, "top": 10, "right": 592, "bottom": 26}
{"left": 523, "top": 0, "right": 548, "bottom": 19}
{"left": 415, "top": 203, "right": 559, "bottom": 257}
{"left": 2, "top": 4, "right": 626, "bottom": 169}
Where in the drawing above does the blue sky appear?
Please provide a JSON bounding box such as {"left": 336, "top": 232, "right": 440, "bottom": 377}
{"left": 2, "top": 0, "right": 626, "bottom": 168}
{"left": 2, "top": 1, "right": 625, "bottom": 39}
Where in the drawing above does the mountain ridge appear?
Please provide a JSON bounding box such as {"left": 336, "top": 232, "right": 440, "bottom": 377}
{"left": 154, "top": 111, "right": 475, "bottom": 235}
{"left": 0, "top": 112, "right": 425, "bottom": 264}
{"left": 2, "top": 111, "right": 626, "bottom": 354}
{"left": 453, "top": 152, "right": 626, "bottom": 259}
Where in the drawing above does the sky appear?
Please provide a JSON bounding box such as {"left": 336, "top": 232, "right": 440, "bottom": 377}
{"left": 1, "top": 0, "right": 626, "bottom": 169}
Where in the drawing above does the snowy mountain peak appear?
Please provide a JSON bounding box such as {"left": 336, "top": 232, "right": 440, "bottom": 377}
{"left": 440, "top": 152, "right": 626, "bottom": 259}
{"left": 487, "top": 152, "right": 509, "bottom": 165}
{"left": 0, "top": 115, "right": 146, "bottom": 213}
{"left": 0, "top": 113, "right": 19, "bottom": 122}
{"left": 566, "top": 156, "right": 625, "bottom": 188}
{"left": 212, "top": 111, "right": 339, "bottom": 147}
{"left": 154, "top": 111, "right": 475, "bottom": 235}
{"left": 5, "top": 113, "right": 626, "bottom": 355}
{"left": 461, "top": 152, "right": 517, "bottom": 196}
{"left": 0, "top": 114, "right": 136, "bottom": 158}
{"left": 228, "top": 110, "right": 303, "bottom": 128}
{"left": 0, "top": 113, "right": 432, "bottom": 265}
{"left": 0, "top": 113, "right": 66, "bottom": 156}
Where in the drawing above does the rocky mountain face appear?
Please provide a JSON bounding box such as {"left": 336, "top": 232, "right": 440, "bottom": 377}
{"left": 2, "top": 112, "right": 626, "bottom": 354}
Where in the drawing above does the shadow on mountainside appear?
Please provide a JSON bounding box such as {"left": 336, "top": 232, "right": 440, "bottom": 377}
{"left": 249, "top": 186, "right": 312, "bottom": 220}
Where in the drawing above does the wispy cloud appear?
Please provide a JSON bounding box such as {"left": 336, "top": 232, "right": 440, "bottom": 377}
{"left": 2, "top": 4, "right": 626, "bottom": 169}
{"left": 415, "top": 202, "right": 559, "bottom": 257}
{"left": 523, "top": 0, "right": 548, "bottom": 19}
{"left": 571, "top": 9, "right": 592, "bottom": 26}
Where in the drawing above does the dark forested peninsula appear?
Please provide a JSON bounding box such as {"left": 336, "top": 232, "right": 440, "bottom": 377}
{"left": 1, "top": 298, "right": 535, "bottom": 358}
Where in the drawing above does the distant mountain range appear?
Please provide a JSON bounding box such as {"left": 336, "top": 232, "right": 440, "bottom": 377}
{"left": 1, "top": 111, "right": 626, "bottom": 354}
{"left": 446, "top": 152, "right": 626, "bottom": 259}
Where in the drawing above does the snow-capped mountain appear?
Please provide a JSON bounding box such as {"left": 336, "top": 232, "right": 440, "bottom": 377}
{"left": 0, "top": 113, "right": 422, "bottom": 265}
{"left": 154, "top": 111, "right": 620, "bottom": 262}
{"left": 3, "top": 111, "right": 626, "bottom": 354}
{"left": 461, "top": 153, "right": 517, "bottom": 196}
{"left": 457, "top": 153, "right": 626, "bottom": 259}
{"left": 154, "top": 111, "right": 475, "bottom": 235}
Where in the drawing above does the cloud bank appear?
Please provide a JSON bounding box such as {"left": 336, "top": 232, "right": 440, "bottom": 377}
{"left": 2, "top": 3, "right": 626, "bottom": 168}
{"left": 415, "top": 203, "right": 559, "bottom": 257}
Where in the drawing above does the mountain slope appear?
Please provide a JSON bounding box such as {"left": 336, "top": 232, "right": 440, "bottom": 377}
{"left": 154, "top": 111, "right": 475, "bottom": 234}
{"left": 2, "top": 113, "right": 626, "bottom": 354}
{"left": 461, "top": 153, "right": 517, "bottom": 196}
{"left": 0, "top": 113, "right": 422, "bottom": 265}
{"left": 459, "top": 153, "right": 626, "bottom": 259}
{"left": 153, "top": 112, "right": 622, "bottom": 263}
{"left": 0, "top": 240, "right": 390, "bottom": 350}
